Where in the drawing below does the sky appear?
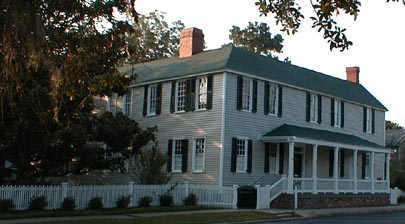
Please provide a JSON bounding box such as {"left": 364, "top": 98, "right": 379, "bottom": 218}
{"left": 136, "top": 0, "right": 405, "bottom": 127}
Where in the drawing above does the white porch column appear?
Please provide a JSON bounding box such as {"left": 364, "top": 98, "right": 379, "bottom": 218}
{"left": 353, "top": 149, "right": 358, "bottom": 194}
{"left": 287, "top": 141, "right": 295, "bottom": 193}
{"left": 334, "top": 147, "right": 339, "bottom": 194}
{"left": 371, "top": 151, "right": 375, "bottom": 194}
{"left": 312, "top": 145, "right": 318, "bottom": 194}
{"left": 385, "top": 153, "right": 390, "bottom": 191}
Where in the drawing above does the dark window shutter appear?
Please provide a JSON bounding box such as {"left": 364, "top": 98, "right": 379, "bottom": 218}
{"left": 279, "top": 143, "right": 284, "bottom": 174}
{"left": 156, "top": 83, "right": 162, "bottom": 115}
{"left": 185, "top": 79, "right": 196, "bottom": 112}
{"left": 264, "top": 82, "right": 269, "bottom": 114}
{"left": 306, "top": 92, "right": 310, "bottom": 122}
{"left": 341, "top": 101, "right": 345, "bottom": 128}
{"left": 340, "top": 150, "right": 345, "bottom": 178}
{"left": 372, "top": 109, "right": 375, "bottom": 134}
{"left": 143, "top": 85, "right": 149, "bottom": 116}
{"left": 236, "top": 76, "right": 243, "bottom": 110}
{"left": 181, "top": 139, "right": 188, "bottom": 173}
{"left": 329, "top": 149, "right": 334, "bottom": 177}
{"left": 317, "top": 95, "right": 322, "bottom": 124}
{"left": 206, "top": 76, "right": 213, "bottom": 110}
{"left": 264, "top": 143, "right": 270, "bottom": 173}
{"left": 247, "top": 140, "right": 253, "bottom": 173}
{"left": 170, "top": 81, "right": 176, "bottom": 113}
{"left": 278, "top": 86, "right": 283, "bottom": 117}
{"left": 167, "top": 140, "right": 173, "bottom": 172}
{"left": 252, "top": 80, "right": 257, "bottom": 113}
{"left": 231, "top": 138, "right": 237, "bottom": 172}
{"left": 330, "top": 98, "right": 335, "bottom": 127}
{"left": 361, "top": 152, "right": 366, "bottom": 179}
{"left": 363, "top": 107, "right": 367, "bottom": 132}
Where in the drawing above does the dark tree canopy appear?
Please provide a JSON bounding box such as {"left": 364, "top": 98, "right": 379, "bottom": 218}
{"left": 386, "top": 120, "right": 404, "bottom": 130}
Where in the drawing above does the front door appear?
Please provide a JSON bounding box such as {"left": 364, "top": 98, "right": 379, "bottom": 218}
{"left": 294, "top": 149, "right": 302, "bottom": 178}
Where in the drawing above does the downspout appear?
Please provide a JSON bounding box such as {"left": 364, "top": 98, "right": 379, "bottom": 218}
{"left": 219, "top": 73, "right": 227, "bottom": 187}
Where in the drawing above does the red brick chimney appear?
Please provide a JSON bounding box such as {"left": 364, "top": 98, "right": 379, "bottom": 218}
{"left": 179, "top": 27, "right": 204, "bottom": 58}
{"left": 346, "top": 66, "right": 360, "bottom": 83}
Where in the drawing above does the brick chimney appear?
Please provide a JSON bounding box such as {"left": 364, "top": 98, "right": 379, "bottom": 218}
{"left": 179, "top": 27, "right": 204, "bottom": 58}
{"left": 346, "top": 66, "right": 360, "bottom": 83}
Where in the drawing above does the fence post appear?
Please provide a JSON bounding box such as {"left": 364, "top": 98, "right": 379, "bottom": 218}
{"left": 128, "top": 182, "right": 134, "bottom": 207}
{"left": 61, "top": 182, "right": 68, "bottom": 199}
{"left": 232, "top": 185, "right": 238, "bottom": 209}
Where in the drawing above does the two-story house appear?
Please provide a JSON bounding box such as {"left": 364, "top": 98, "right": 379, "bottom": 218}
{"left": 112, "top": 27, "right": 390, "bottom": 199}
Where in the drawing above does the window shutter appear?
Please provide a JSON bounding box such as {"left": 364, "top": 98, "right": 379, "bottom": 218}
{"left": 372, "top": 109, "right": 375, "bottom": 134}
{"left": 361, "top": 152, "right": 366, "bottom": 179}
{"left": 279, "top": 143, "right": 284, "bottom": 174}
{"left": 185, "top": 79, "right": 196, "bottom": 112}
{"left": 252, "top": 80, "right": 257, "bottom": 113}
{"left": 170, "top": 81, "right": 176, "bottom": 113}
{"left": 317, "top": 95, "right": 322, "bottom": 124}
{"left": 340, "top": 101, "right": 345, "bottom": 128}
{"left": 264, "top": 143, "right": 270, "bottom": 173}
{"left": 143, "top": 85, "right": 149, "bottom": 116}
{"left": 264, "top": 82, "right": 269, "bottom": 115}
{"left": 306, "top": 92, "right": 310, "bottom": 122}
{"left": 340, "top": 150, "right": 345, "bottom": 178}
{"left": 181, "top": 139, "right": 188, "bottom": 173}
{"left": 247, "top": 140, "right": 253, "bottom": 173}
{"left": 167, "top": 140, "right": 173, "bottom": 172}
{"left": 206, "top": 75, "right": 213, "bottom": 110}
{"left": 236, "top": 76, "right": 243, "bottom": 110}
{"left": 363, "top": 107, "right": 367, "bottom": 132}
{"left": 329, "top": 149, "right": 334, "bottom": 177}
{"left": 231, "top": 138, "right": 237, "bottom": 172}
{"left": 278, "top": 86, "right": 283, "bottom": 117}
{"left": 156, "top": 83, "right": 162, "bottom": 115}
{"left": 330, "top": 98, "right": 335, "bottom": 127}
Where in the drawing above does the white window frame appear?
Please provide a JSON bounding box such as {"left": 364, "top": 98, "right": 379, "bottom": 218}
{"left": 147, "top": 84, "right": 158, "bottom": 116}
{"left": 176, "top": 80, "right": 187, "bottom": 112}
{"left": 269, "top": 143, "right": 279, "bottom": 173}
{"left": 172, "top": 139, "right": 184, "bottom": 173}
{"left": 236, "top": 138, "right": 248, "bottom": 173}
{"left": 310, "top": 93, "right": 318, "bottom": 122}
{"left": 365, "top": 107, "right": 372, "bottom": 133}
{"left": 196, "top": 76, "right": 208, "bottom": 111}
{"left": 269, "top": 84, "right": 279, "bottom": 115}
{"left": 192, "top": 137, "right": 206, "bottom": 172}
{"left": 241, "top": 79, "right": 253, "bottom": 111}
{"left": 124, "top": 90, "right": 132, "bottom": 117}
{"left": 334, "top": 99, "right": 341, "bottom": 127}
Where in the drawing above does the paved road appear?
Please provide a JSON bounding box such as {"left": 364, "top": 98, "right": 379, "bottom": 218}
{"left": 265, "top": 212, "right": 405, "bottom": 223}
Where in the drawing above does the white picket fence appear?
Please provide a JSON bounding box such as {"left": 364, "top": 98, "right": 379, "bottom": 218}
{"left": 0, "top": 182, "right": 237, "bottom": 210}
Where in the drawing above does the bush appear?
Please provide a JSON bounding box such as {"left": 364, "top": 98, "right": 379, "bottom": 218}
{"left": 398, "top": 196, "right": 405, "bottom": 204}
{"left": 391, "top": 170, "right": 405, "bottom": 190}
{"left": 28, "top": 195, "right": 48, "bottom": 211}
{"left": 0, "top": 199, "right": 15, "bottom": 213}
{"left": 116, "top": 196, "right": 131, "bottom": 208}
{"left": 88, "top": 197, "right": 104, "bottom": 210}
{"left": 138, "top": 196, "right": 153, "bottom": 207}
{"left": 183, "top": 193, "right": 198, "bottom": 206}
{"left": 61, "top": 196, "right": 76, "bottom": 211}
{"left": 159, "top": 193, "right": 174, "bottom": 206}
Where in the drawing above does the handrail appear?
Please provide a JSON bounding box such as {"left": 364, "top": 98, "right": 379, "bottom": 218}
{"left": 269, "top": 177, "right": 287, "bottom": 202}
{"left": 248, "top": 175, "right": 265, "bottom": 186}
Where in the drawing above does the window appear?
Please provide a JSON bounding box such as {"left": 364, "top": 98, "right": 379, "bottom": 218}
{"left": 365, "top": 153, "right": 371, "bottom": 179}
{"left": 167, "top": 139, "right": 188, "bottom": 173}
{"left": 173, "top": 140, "right": 183, "bottom": 172}
{"left": 242, "top": 79, "right": 252, "bottom": 111}
{"left": 124, "top": 91, "right": 132, "bottom": 116}
{"left": 333, "top": 99, "right": 341, "bottom": 127}
{"left": 237, "top": 76, "right": 257, "bottom": 112}
{"left": 364, "top": 107, "right": 373, "bottom": 133}
{"left": 148, "top": 85, "right": 158, "bottom": 115}
{"left": 306, "top": 92, "right": 321, "bottom": 123}
{"left": 310, "top": 94, "right": 318, "bottom": 122}
{"left": 193, "top": 137, "right": 206, "bottom": 172}
{"left": 196, "top": 77, "right": 208, "bottom": 110}
{"left": 268, "top": 143, "right": 279, "bottom": 173}
{"left": 143, "top": 84, "right": 161, "bottom": 117}
{"left": 176, "top": 80, "right": 187, "bottom": 112}
{"left": 269, "top": 85, "right": 279, "bottom": 115}
{"left": 236, "top": 139, "right": 247, "bottom": 172}
{"left": 331, "top": 99, "right": 344, "bottom": 128}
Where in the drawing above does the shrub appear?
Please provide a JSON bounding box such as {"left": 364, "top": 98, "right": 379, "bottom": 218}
{"left": 61, "top": 196, "right": 76, "bottom": 211}
{"left": 28, "top": 195, "right": 48, "bottom": 211}
{"left": 116, "top": 196, "right": 131, "bottom": 208}
{"left": 0, "top": 199, "right": 15, "bottom": 213}
{"left": 138, "top": 196, "right": 153, "bottom": 207}
{"left": 183, "top": 193, "right": 198, "bottom": 206}
{"left": 88, "top": 197, "right": 104, "bottom": 210}
{"left": 391, "top": 170, "right": 405, "bottom": 190}
{"left": 159, "top": 193, "right": 174, "bottom": 206}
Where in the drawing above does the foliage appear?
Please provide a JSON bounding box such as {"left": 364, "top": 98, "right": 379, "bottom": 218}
{"left": 28, "top": 195, "right": 48, "bottom": 211}
{"left": 159, "top": 193, "right": 174, "bottom": 207}
{"left": 391, "top": 169, "right": 405, "bottom": 190}
{"left": 61, "top": 197, "right": 76, "bottom": 211}
{"left": 133, "top": 142, "right": 171, "bottom": 184}
{"left": 0, "top": 199, "right": 15, "bottom": 213}
{"left": 386, "top": 120, "right": 404, "bottom": 130}
{"left": 126, "top": 11, "right": 185, "bottom": 64}
{"left": 116, "top": 196, "right": 132, "bottom": 208}
{"left": 183, "top": 193, "right": 198, "bottom": 206}
{"left": 88, "top": 197, "right": 104, "bottom": 210}
{"left": 138, "top": 196, "right": 153, "bottom": 207}
{"left": 229, "top": 22, "right": 284, "bottom": 59}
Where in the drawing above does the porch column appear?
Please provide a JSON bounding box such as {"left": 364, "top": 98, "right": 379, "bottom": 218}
{"left": 312, "top": 145, "right": 318, "bottom": 194}
{"left": 353, "top": 149, "right": 358, "bottom": 194}
{"left": 371, "top": 151, "right": 375, "bottom": 193}
{"left": 287, "top": 141, "right": 295, "bottom": 193}
{"left": 385, "top": 153, "right": 390, "bottom": 191}
{"left": 333, "top": 147, "right": 339, "bottom": 194}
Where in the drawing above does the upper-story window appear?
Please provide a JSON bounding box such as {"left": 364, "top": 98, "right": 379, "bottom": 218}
{"left": 123, "top": 91, "right": 132, "bottom": 117}
{"left": 264, "top": 82, "right": 283, "bottom": 117}
{"left": 363, "top": 107, "right": 375, "bottom": 133}
{"left": 148, "top": 85, "right": 158, "bottom": 115}
{"left": 237, "top": 76, "right": 257, "bottom": 112}
{"left": 306, "top": 92, "right": 322, "bottom": 124}
{"left": 310, "top": 94, "right": 318, "bottom": 122}
{"left": 176, "top": 80, "right": 187, "bottom": 112}
{"left": 143, "top": 83, "right": 162, "bottom": 117}
{"left": 331, "top": 98, "right": 345, "bottom": 128}
{"left": 196, "top": 77, "right": 208, "bottom": 110}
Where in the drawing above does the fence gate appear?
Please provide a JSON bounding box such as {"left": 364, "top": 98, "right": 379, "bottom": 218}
{"left": 237, "top": 185, "right": 257, "bottom": 209}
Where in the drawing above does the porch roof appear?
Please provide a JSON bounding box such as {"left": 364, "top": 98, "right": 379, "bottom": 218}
{"left": 262, "top": 124, "right": 386, "bottom": 150}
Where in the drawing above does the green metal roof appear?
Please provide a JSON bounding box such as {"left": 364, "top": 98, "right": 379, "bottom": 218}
{"left": 121, "top": 45, "right": 387, "bottom": 110}
{"left": 263, "top": 124, "right": 386, "bottom": 149}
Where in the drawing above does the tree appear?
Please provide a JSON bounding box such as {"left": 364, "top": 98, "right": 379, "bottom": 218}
{"left": 386, "top": 120, "right": 404, "bottom": 130}
{"left": 229, "top": 22, "right": 284, "bottom": 59}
